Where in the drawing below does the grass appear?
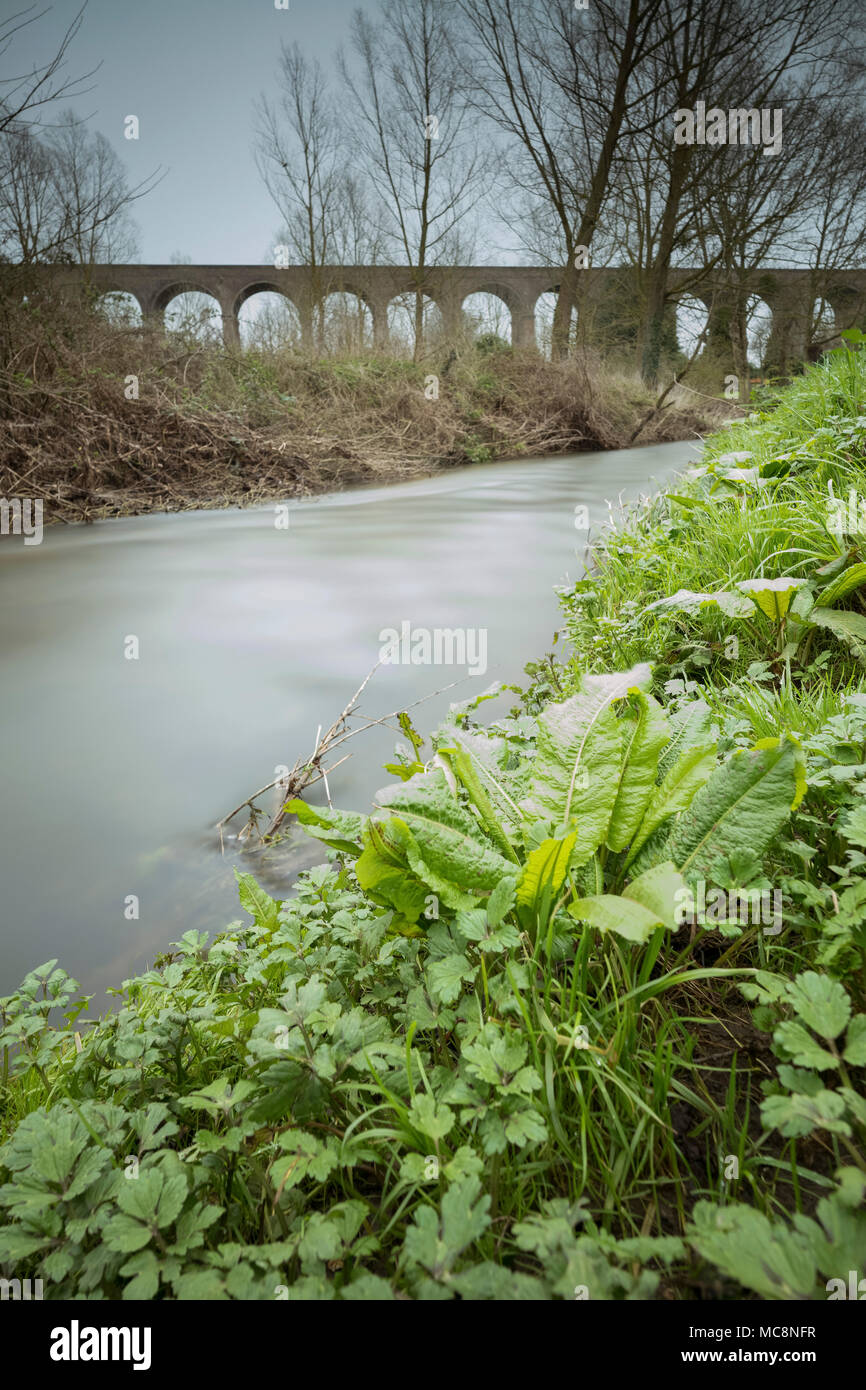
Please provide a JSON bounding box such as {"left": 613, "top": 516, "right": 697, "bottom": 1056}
{"left": 0, "top": 343, "right": 864, "bottom": 1303}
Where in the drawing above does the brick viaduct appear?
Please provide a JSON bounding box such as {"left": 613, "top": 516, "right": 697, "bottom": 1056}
{"left": 43, "top": 262, "right": 866, "bottom": 362}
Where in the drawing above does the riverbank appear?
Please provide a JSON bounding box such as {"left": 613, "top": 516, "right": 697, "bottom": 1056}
{"left": 0, "top": 291, "right": 729, "bottom": 525}
{"left": 2, "top": 348, "right": 864, "bottom": 1300}
{"left": 0, "top": 441, "right": 693, "bottom": 1002}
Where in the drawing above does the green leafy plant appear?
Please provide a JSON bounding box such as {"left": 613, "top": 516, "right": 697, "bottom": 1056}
{"left": 741, "top": 971, "right": 866, "bottom": 1147}
{"left": 688, "top": 1168, "right": 866, "bottom": 1300}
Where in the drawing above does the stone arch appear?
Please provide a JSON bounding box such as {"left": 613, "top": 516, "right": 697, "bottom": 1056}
{"left": 158, "top": 284, "right": 223, "bottom": 343}
{"left": 689, "top": 287, "right": 773, "bottom": 399}
{"left": 153, "top": 280, "right": 217, "bottom": 314}
{"left": 702, "top": 289, "right": 773, "bottom": 366}
{"left": 745, "top": 294, "right": 775, "bottom": 372}
{"left": 808, "top": 295, "right": 838, "bottom": 359}
{"left": 461, "top": 290, "right": 513, "bottom": 345}
{"left": 93, "top": 290, "right": 143, "bottom": 326}
{"left": 756, "top": 276, "right": 812, "bottom": 376}
{"left": 533, "top": 289, "right": 577, "bottom": 358}
{"left": 462, "top": 279, "right": 520, "bottom": 313}
{"left": 325, "top": 276, "right": 374, "bottom": 304}
{"left": 465, "top": 278, "right": 536, "bottom": 348}
{"left": 386, "top": 292, "right": 445, "bottom": 355}
{"left": 821, "top": 283, "right": 866, "bottom": 349}
{"left": 233, "top": 280, "right": 300, "bottom": 316}
{"left": 163, "top": 292, "right": 223, "bottom": 343}
{"left": 317, "top": 290, "right": 374, "bottom": 354}
{"left": 235, "top": 286, "right": 301, "bottom": 351}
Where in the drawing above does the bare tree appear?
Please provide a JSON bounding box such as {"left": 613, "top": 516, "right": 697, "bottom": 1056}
{"left": 0, "top": 123, "right": 58, "bottom": 262}
{"left": 690, "top": 25, "right": 866, "bottom": 395}
{"left": 0, "top": 4, "right": 96, "bottom": 136}
{"left": 339, "top": 0, "right": 487, "bottom": 359}
{"left": 0, "top": 112, "right": 153, "bottom": 265}
{"left": 256, "top": 42, "right": 339, "bottom": 349}
{"left": 630, "top": 0, "right": 857, "bottom": 385}
{"left": 256, "top": 42, "right": 384, "bottom": 350}
{"left": 47, "top": 112, "right": 139, "bottom": 262}
{"left": 458, "top": 0, "right": 667, "bottom": 359}
{"left": 785, "top": 101, "right": 866, "bottom": 352}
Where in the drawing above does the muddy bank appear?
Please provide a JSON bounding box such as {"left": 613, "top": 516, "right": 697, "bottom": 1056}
{"left": 0, "top": 299, "right": 729, "bottom": 524}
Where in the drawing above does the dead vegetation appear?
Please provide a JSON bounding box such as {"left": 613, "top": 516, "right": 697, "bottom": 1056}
{"left": 0, "top": 280, "right": 732, "bottom": 525}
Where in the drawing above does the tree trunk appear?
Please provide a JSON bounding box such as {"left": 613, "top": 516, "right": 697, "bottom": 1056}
{"left": 413, "top": 283, "right": 424, "bottom": 363}
{"left": 640, "top": 145, "right": 690, "bottom": 385}
{"left": 551, "top": 260, "right": 577, "bottom": 360}
{"left": 729, "top": 289, "right": 751, "bottom": 404}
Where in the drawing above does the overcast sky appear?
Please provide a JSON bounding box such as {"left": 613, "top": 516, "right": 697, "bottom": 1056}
{"left": 17, "top": 0, "right": 372, "bottom": 263}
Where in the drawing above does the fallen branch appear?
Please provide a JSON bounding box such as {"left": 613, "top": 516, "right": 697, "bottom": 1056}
{"left": 216, "top": 663, "right": 467, "bottom": 848}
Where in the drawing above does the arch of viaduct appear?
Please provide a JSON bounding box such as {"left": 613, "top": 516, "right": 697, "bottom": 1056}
{"left": 44, "top": 263, "right": 866, "bottom": 361}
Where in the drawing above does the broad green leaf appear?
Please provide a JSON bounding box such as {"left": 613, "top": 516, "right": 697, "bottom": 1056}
{"left": 426, "top": 952, "right": 477, "bottom": 1005}
{"left": 287, "top": 800, "right": 365, "bottom": 856}
{"left": 735, "top": 577, "right": 807, "bottom": 621}
{"left": 809, "top": 606, "right": 866, "bottom": 666}
{"left": 645, "top": 588, "right": 756, "bottom": 618}
{"left": 409, "top": 1094, "right": 455, "bottom": 1142}
{"left": 606, "top": 691, "right": 670, "bottom": 853}
{"left": 437, "top": 729, "right": 520, "bottom": 860}
{"left": 0, "top": 1227, "right": 53, "bottom": 1260}
{"left": 721, "top": 468, "right": 763, "bottom": 486}
{"left": 843, "top": 1014, "right": 866, "bottom": 1065}
{"left": 773, "top": 1021, "right": 837, "bottom": 1071}
{"left": 789, "top": 584, "right": 816, "bottom": 621}
{"left": 670, "top": 737, "right": 804, "bottom": 887}
{"left": 487, "top": 875, "right": 516, "bottom": 926}
{"left": 436, "top": 726, "right": 528, "bottom": 833}
{"left": 839, "top": 806, "right": 866, "bottom": 847}
{"left": 103, "top": 1214, "right": 153, "bottom": 1254}
{"left": 117, "top": 1170, "right": 187, "bottom": 1229}
{"left": 503, "top": 1107, "right": 547, "bottom": 1148}
{"left": 354, "top": 819, "right": 429, "bottom": 924}
{"left": 522, "top": 666, "right": 652, "bottom": 866}
{"left": 271, "top": 1133, "right": 340, "bottom": 1188}
{"left": 463, "top": 1029, "right": 529, "bottom": 1084}
{"left": 761, "top": 1090, "right": 850, "bottom": 1138}
{"left": 840, "top": 1087, "right": 866, "bottom": 1129}
{"left": 403, "top": 1177, "right": 491, "bottom": 1278}
{"left": 625, "top": 741, "right": 717, "bottom": 868}
{"left": 119, "top": 1251, "right": 161, "bottom": 1300}
{"left": 830, "top": 1166, "right": 866, "bottom": 1209}
{"left": 688, "top": 1202, "right": 818, "bottom": 1300}
{"left": 374, "top": 770, "right": 517, "bottom": 907}
{"left": 776, "top": 1066, "right": 823, "bottom": 1096}
{"left": 248, "top": 1058, "right": 327, "bottom": 1124}
{"left": 449, "top": 1263, "right": 546, "bottom": 1300}
{"left": 179, "top": 1076, "right": 256, "bottom": 1117}
{"left": 656, "top": 699, "right": 712, "bottom": 780}
{"left": 785, "top": 972, "right": 851, "bottom": 1039}
{"left": 343, "top": 1274, "right": 396, "bottom": 1301}
{"left": 568, "top": 893, "right": 664, "bottom": 943}
{"left": 516, "top": 831, "right": 577, "bottom": 914}
{"left": 666, "top": 492, "right": 714, "bottom": 511}
{"left": 817, "top": 561, "right": 866, "bottom": 607}
{"left": 814, "top": 1184, "right": 866, "bottom": 1278}
{"left": 622, "top": 861, "right": 686, "bottom": 930}
{"left": 235, "top": 871, "right": 282, "bottom": 931}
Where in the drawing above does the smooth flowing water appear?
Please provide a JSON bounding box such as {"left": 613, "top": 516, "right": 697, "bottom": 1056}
{"left": 0, "top": 440, "right": 698, "bottom": 1001}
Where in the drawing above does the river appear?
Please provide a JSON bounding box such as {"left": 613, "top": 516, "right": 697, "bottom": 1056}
{"left": 0, "top": 440, "right": 698, "bottom": 1003}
